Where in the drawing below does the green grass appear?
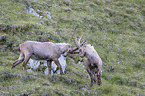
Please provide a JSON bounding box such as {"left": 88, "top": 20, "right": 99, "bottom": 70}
{"left": 0, "top": 0, "right": 145, "bottom": 95}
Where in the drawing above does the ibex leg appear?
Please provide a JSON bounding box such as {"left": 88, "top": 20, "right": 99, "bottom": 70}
{"left": 97, "top": 69, "right": 102, "bottom": 85}
{"left": 22, "top": 53, "right": 31, "bottom": 70}
{"left": 53, "top": 58, "right": 63, "bottom": 74}
{"left": 12, "top": 52, "right": 24, "bottom": 69}
{"left": 47, "top": 60, "right": 52, "bottom": 74}
{"left": 86, "top": 60, "right": 96, "bottom": 87}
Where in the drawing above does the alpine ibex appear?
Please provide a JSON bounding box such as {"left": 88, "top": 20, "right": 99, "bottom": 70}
{"left": 12, "top": 41, "right": 73, "bottom": 74}
{"left": 68, "top": 25, "right": 102, "bottom": 86}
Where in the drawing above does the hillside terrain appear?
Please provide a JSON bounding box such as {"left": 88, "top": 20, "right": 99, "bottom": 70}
{"left": 0, "top": 0, "right": 145, "bottom": 95}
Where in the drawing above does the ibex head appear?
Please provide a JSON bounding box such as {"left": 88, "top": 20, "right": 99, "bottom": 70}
{"left": 63, "top": 25, "right": 87, "bottom": 57}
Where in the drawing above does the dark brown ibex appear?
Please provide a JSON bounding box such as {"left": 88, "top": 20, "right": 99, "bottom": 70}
{"left": 68, "top": 25, "right": 102, "bottom": 86}
{"left": 12, "top": 41, "right": 73, "bottom": 74}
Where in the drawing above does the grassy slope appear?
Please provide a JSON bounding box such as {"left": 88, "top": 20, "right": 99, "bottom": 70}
{"left": 0, "top": 0, "right": 145, "bottom": 95}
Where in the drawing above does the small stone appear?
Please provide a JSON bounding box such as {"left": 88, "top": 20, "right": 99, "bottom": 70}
{"left": 41, "top": 82, "right": 50, "bottom": 86}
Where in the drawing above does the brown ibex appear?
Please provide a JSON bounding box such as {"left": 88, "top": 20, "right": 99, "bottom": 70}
{"left": 12, "top": 41, "right": 73, "bottom": 74}
{"left": 66, "top": 25, "right": 102, "bottom": 86}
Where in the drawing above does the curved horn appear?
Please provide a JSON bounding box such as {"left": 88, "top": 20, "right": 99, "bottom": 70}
{"left": 73, "top": 25, "right": 87, "bottom": 48}
{"left": 73, "top": 25, "right": 80, "bottom": 48}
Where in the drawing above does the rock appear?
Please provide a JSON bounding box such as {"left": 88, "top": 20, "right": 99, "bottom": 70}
{"left": 41, "top": 82, "right": 50, "bottom": 86}
{"left": 46, "top": 11, "right": 53, "bottom": 20}
{"left": 27, "top": 69, "right": 33, "bottom": 73}
{"left": 82, "top": 88, "right": 90, "bottom": 94}
{"left": 28, "top": 59, "right": 40, "bottom": 71}
{"left": 28, "top": 55, "right": 67, "bottom": 75}
{"left": 26, "top": 6, "right": 52, "bottom": 20}
{"left": 26, "top": 6, "right": 40, "bottom": 17}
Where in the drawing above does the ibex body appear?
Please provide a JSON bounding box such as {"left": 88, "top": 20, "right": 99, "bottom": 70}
{"left": 80, "top": 44, "right": 102, "bottom": 86}
{"left": 12, "top": 41, "right": 72, "bottom": 74}
{"left": 70, "top": 25, "right": 102, "bottom": 86}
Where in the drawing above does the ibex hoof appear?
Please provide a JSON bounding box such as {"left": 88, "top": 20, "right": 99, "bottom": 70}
{"left": 90, "top": 84, "right": 93, "bottom": 87}
{"left": 98, "top": 81, "right": 102, "bottom": 85}
{"left": 60, "top": 72, "right": 64, "bottom": 75}
{"left": 11, "top": 65, "right": 15, "bottom": 69}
